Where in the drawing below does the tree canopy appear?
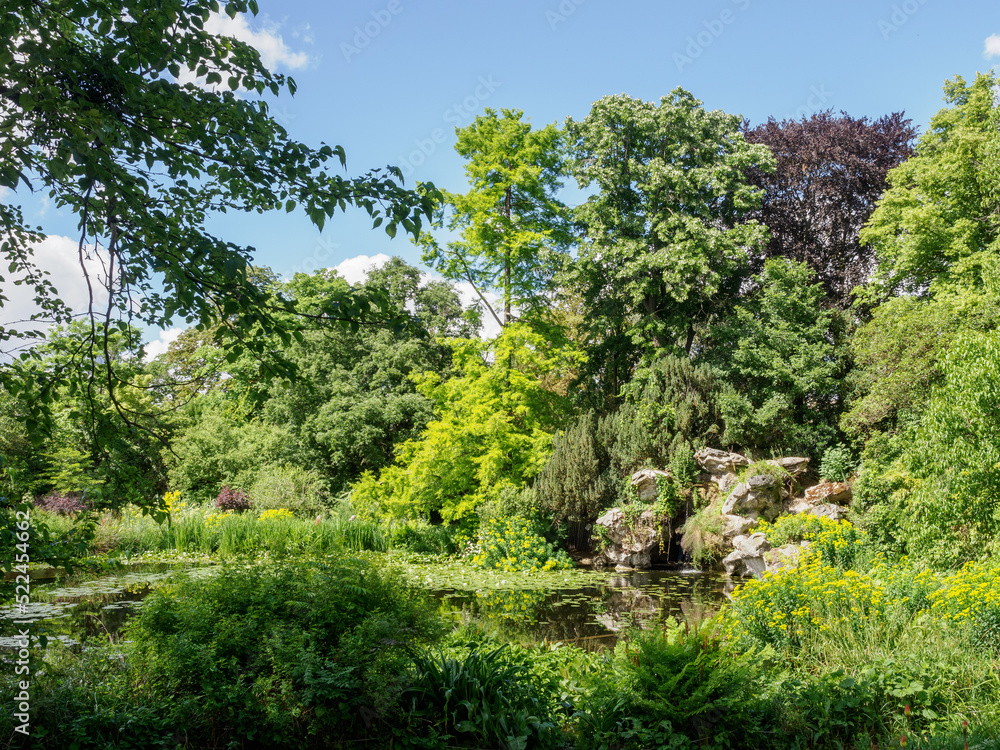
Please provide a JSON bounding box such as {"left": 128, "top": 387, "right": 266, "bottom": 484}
{"left": 861, "top": 72, "right": 1000, "bottom": 298}
{"left": 0, "top": 0, "right": 434, "bottom": 447}
{"left": 565, "top": 90, "right": 774, "bottom": 403}
{"left": 744, "top": 111, "right": 915, "bottom": 307}
{"left": 418, "top": 108, "right": 571, "bottom": 329}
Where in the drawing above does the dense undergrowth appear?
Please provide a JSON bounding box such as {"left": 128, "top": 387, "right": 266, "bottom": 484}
{"left": 4, "top": 542, "right": 1000, "bottom": 750}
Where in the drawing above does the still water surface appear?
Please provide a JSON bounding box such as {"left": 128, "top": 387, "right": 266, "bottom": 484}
{"left": 1, "top": 562, "right": 731, "bottom": 650}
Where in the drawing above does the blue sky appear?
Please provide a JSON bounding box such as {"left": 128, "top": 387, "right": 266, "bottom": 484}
{"left": 5, "top": 0, "right": 999, "bottom": 351}
{"left": 223, "top": 0, "right": 997, "bottom": 280}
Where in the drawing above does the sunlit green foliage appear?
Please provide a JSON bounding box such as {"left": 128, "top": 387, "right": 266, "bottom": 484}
{"left": 419, "top": 108, "right": 571, "bottom": 328}
{"left": 353, "top": 323, "right": 582, "bottom": 522}
{"left": 843, "top": 287, "right": 1000, "bottom": 440}
{"left": 862, "top": 72, "right": 1000, "bottom": 298}
{"left": 893, "top": 330, "right": 1000, "bottom": 568}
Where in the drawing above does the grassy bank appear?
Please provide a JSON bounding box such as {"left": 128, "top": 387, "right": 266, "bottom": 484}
{"left": 4, "top": 538, "right": 1000, "bottom": 749}
{"left": 33, "top": 505, "right": 425, "bottom": 558}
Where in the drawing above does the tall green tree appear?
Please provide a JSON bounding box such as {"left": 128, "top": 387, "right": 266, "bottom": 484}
{"left": 0, "top": 0, "right": 433, "bottom": 457}
{"left": 701, "top": 258, "right": 846, "bottom": 455}
{"left": 419, "top": 108, "right": 571, "bottom": 329}
{"left": 861, "top": 72, "right": 1000, "bottom": 298}
{"left": 846, "top": 74, "right": 1000, "bottom": 559}
{"left": 566, "top": 90, "right": 774, "bottom": 403}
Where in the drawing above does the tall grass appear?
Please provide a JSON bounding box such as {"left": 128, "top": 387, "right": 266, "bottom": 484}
{"left": 46, "top": 505, "right": 389, "bottom": 558}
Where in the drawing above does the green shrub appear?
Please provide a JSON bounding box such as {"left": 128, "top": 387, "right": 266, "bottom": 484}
{"left": 402, "top": 644, "right": 563, "bottom": 749}
{"left": 127, "top": 560, "right": 436, "bottom": 745}
{"left": 247, "top": 464, "right": 331, "bottom": 517}
{"left": 576, "top": 623, "right": 774, "bottom": 749}
{"left": 819, "top": 444, "right": 854, "bottom": 482}
{"left": 777, "top": 670, "right": 884, "bottom": 747}
{"left": 4, "top": 558, "right": 440, "bottom": 749}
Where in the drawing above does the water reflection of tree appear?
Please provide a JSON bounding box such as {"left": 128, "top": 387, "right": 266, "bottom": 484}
{"left": 432, "top": 574, "right": 726, "bottom": 648}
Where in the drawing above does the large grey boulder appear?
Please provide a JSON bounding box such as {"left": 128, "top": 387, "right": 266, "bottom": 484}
{"left": 733, "top": 532, "right": 771, "bottom": 556}
{"left": 768, "top": 456, "right": 810, "bottom": 476}
{"left": 722, "top": 514, "right": 755, "bottom": 538}
{"left": 715, "top": 472, "right": 740, "bottom": 493}
{"left": 722, "top": 551, "right": 767, "bottom": 577}
{"left": 722, "top": 532, "right": 771, "bottom": 578}
{"left": 595, "top": 507, "right": 661, "bottom": 570}
{"left": 630, "top": 469, "right": 671, "bottom": 503}
{"left": 788, "top": 480, "right": 852, "bottom": 520}
{"left": 694, "top": 447, "right": 750, "bottom": 476}
{"left": 721, "top": 474, "right": 784, "bottom": 522}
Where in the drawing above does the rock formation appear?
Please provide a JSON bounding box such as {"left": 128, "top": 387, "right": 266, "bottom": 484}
{"left": 594, "top": 507, "right": 662, "bottom": 570}
{"left": 629, "top": 468, "right": 671, "bottom": 503}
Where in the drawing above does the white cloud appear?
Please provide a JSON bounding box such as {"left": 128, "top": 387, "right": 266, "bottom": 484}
{"left": 204, "top": 13, "right": 310, "bottom": 71}
{"left": 177, "top": 13, "right": 310, "bottom": 88}
{"left": 143, "top": 327, "right": 185, "bottom": 361}
{"left": 985, "top": 34, "right": 1000, "bottom": 58}
{"left": 1, "top": 235, "right": 109, "bottom": 336}
{"left": 331, "top": 253, "right": 391, "bottom": 285}
{"left": 453, "top": 281, "right": 503, "bottom": 339}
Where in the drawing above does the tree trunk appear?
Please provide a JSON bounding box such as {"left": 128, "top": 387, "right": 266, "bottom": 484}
{"left": 504, "top": 185, "right": 512, "bottom": 326}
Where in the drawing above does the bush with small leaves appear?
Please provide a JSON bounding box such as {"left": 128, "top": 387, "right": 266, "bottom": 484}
{"left": 214, "top": 485, "right": 251, "bottom": 513}
{"left": 820, "top": 444, "right": 854, "bottom": 482}
{"left": 34, "top": 492, "right": 89, "bottom": 515}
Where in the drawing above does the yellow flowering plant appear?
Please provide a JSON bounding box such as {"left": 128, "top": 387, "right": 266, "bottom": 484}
{"left": 467, "top": 517, "right": 573, "bottom": 573}
{"left": 163, "top": 490, "right": 186, "bottom": 518}
{"left": 928, "top": 561, "right": 1000, "bottom": 649}
{"left": 258, "top": 508, "right": 295, "bottom": 521}
{"left": 725, "top": 551, "right": 891, "bottom": 649}
{"left": 755, "top": 515, "right": 864, "bottom": 568}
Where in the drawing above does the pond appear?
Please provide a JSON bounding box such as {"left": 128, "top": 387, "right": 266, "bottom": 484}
{"left": 433, "top": 570, "right": 729, "bottom": 647}
{"left": 1, "top": 557, "right": 733, "bottom": 651}
{"left": 0, "top": 562, "right": 218, "bottom": 649}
